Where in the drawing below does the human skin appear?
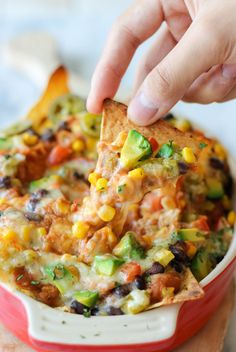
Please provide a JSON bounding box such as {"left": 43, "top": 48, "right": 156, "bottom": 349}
{"left": 87, "top": 0, "right": 236, "bottom": 126}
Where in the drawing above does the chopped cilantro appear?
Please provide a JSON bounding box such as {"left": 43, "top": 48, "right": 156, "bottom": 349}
{"left": 31, "top": 280, "right": 40, "bottom": 286}
{"left": 117, "top": 184, "right": 126, "bottom": 194}
{"left": 16, "top": 274, "right": 24, "bottom": 281}
{"left": 83, "top": 308, "right": 91, "bottom": 318}
{"left": 157, "top": 140, "right": 174, "bottom": 158}
{"left": 199, "top": 142, "right": 208, "bottom": 149}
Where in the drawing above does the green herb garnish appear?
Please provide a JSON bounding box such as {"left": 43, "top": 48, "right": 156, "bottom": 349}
{"left": 157, "top": 140, "right": 174, "bottom": 158}
{"left": 117, "top": 184, "right": 126, "bottom": 194}
{"left": 16, "top": 274, "right": 24, "bottom": 281}
{"left": 83, "top": 308, "right": 91, "bottom": 318}
{"left": 31, "top": 280, "right": 40, "bottom": 286}
{"left": 199, "top": 142, "right": 208, "bottom": 149}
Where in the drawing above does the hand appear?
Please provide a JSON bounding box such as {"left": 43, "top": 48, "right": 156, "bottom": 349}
{"left": 87, "top": 0, "right": 236, "bottom": 126}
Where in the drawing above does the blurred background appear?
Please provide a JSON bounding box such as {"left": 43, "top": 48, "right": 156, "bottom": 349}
{"left": 0, "top": 1, "right": 235, "bottom": 350}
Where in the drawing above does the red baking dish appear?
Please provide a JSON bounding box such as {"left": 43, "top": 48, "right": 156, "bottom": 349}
{"left": 0, "top": 212, "right": 235, "bottom": 352}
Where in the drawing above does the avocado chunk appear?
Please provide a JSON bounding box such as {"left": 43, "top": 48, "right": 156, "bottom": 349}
{"left": 44, "top": 263, "right": 76, "bottom": 294}
{"left": 178, "top": 228, "right": 205, "bottom": 242}
{"left": 93, "top": 255, "right": 124, "bottom": 276}
{"left": 191, "top": 248, "right": 211, "bottom": 281}
{"left": 206, "top": 178, "right": 224, "bottom": 200}
{"left": 0, "top": 137, "right": 13, "bottom": 151}
{"left": 113, "top": 232, "right": 146, "bottom": 260}
{"left": 120, "top": 130, "right": 152, "bottom": 168}
{"left": 73, "top": 290, "right": 99, "bottom": 308}
{"left": 29, "top": 175, "right": 61, "bottom": 193}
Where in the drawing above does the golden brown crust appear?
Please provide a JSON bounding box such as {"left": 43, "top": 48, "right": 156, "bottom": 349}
{"left": 26, "top": 66, "right": 70, "bottom": 127}
{"left": 102, "top": 99, "right": 209, "bottom": 155}
{"left": 147, "top": 268, "right": 204, "bottom": 309}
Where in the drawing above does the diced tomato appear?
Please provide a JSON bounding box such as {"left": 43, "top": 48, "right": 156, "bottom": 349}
{"left": 149, "top": 272, "right": 181, "bottom": 303}
{"left": 120, "top": 262, "right": 142, "bottom": 283}
{"left": 193, "top": 216, "right": 210, "bottom": 232}
{"left": 48, "top": 145, "right": 71, "bottom": 166}
{"left": 151, "top": 196, "right": 163, "bottom": 212}
{"left": 148, "top": 137, "right": 159, "bottom": 153}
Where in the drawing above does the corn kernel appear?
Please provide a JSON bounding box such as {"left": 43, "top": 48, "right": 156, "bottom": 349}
{"left": 23, "top": 133, "right": 38, "bottom": 146}
{"left": 72, "top": 221, "right": 90, "bottom": 239}
{"left": 154, "top": 248, "right": 174, "bottom": 266}
{"left": 37, "top": 227, "right": 47, "bottom": 237}
{"left": 21, "top": 225, "right": 33, "bottom": 242}
{"left": 96, "top": 178, "right": 108, "bottom": 191}
{"left": 175, "top": 119, "right": 191, "bottom": 132}
{"left": 0, "top": 198, "right": 6, "bottom": 206}
{"left": 214, "top": 143, "right": 226, "bottom": 159}
{"left": 182, "top": 147, "right": 196, "bottom": 163}
{"left": 88, "top": 172, "right": 100, "bottom": 186}
{"left": 86, "top": 137, "right": 97, "bottom": 152}
{"left": 72, "top": 139, "right": 85, "bottom": 153}
{"left": 185, "top": 241, "right": 197, "bottom": 258}
{"left": 128, "top": 168, "right": 145, "bottom": 179}
{"left": 2, "top": 229, "right": 17, "bottom": 241}
{"left": 55, "top": 198, "right": 70, "bottom": 215}
{"left": 227, "top": 211, "right": 236, "bottom": 226}
{"left": 161, "top": 287, "right": 175, "bottom": 298}
{"left": 161, "top": 196, "right": 176, "bottom": 210}
{"left": 98, "top": 204, "right": 116, "bottom": 222}
{"left": 113, "top": 132, "right": 128, "bottom": 147}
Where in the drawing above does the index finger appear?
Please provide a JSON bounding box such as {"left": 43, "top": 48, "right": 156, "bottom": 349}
{"left": 87, "top": 0, "right": 164, "bottom": 113}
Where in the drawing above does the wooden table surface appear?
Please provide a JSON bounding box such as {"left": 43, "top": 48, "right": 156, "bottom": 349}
{"left": 0, "top": 281, "right": 234, "bottom": 352}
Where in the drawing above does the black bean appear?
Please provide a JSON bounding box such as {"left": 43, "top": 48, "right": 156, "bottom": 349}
{"left": 112, "top": 284, "right": 131, "bottom": 298}
{"left": 215, "top": 255, "right": 224, "bottom": 264}
{"left": 0, "top": 176, "right": 12, "bottom": 189}
{"left": 169, "top": 243, "right": 189, "bottom": 265}
{"left": 145, "top": 262, "right": 165, "bottom": 275}
{"left": 91, "top": 307, "right": 99, "bottom": 316}
{"left": 209, "top": 157, "right": 224, "bottom": 170}
{"left": 41, "top": 129, "right": 55, "bottom": 142}
{"left": 133, "top": 275, "right": 146, "bottom": 290}
{"left": 178, "top": 161, "right": 189, "bottom": 174}
{"left": 28, "top": 198, "right": 39, "bottom": 212}
{"left": 163, "top": 113, "right": 174, "bottom": 121}
{"left": 73, "top": 171, "right": 84, "bottom": 180}
{"left": 32, "top": 189, "right": 49, "bottom": 199}
{"left": 106, "top": 306, "right": 124, "bottom": 316}
{"left": 58, "top": 121, "right": 71, "bottom": 132}
{"left": 24, "top": 212, "right": 43, "bottom": 222}
{"left": 225, "top": 175, "right": 233, "bottom": 196}
{"left": 70, "top": 300, "right": 86, "bottom": 315}
{"left": 170, "top": 260, "right": 184, "bottom": 273}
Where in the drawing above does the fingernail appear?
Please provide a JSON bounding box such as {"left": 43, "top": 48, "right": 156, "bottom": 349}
{"left": 222, "top": 64, "right": 236, "bottom": 79}
{"left": 128, "top": 91, "right": 159, "bottom": 125}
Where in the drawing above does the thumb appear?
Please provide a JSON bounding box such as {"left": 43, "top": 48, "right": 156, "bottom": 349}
{"left": 128, "top": 21, "right": 222, "bottom": 125}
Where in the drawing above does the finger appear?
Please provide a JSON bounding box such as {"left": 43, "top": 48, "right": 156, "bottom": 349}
{"left": 183, "top": 64, "right": 236, "bottom": 103}
{"left": 87, "top": 0, "right": 164, "bottom": 113}
{"left": 128, "top": 19, "right": 225, "bottom": 126}
{"left": 133, "top": 25, "right": 176, "bottom": 94}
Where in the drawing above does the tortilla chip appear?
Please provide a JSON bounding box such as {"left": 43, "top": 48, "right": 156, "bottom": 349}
{"left": 102, "top": 99, "right": 209, "bottom": 155}
{"left": 26, "top": 66, "right": 70, "bottom": 127}
{"left": 147, "top": 269, "right": 204, "bottom": 310}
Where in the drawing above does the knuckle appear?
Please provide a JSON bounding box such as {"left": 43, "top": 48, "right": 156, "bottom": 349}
{"left": 146, "top": 64, "right": 174, "bottom": 99}
{"left": 112, "top": 18, "right": 141, "bottom": 51}
{"left": 196, "top": 18, "right": 225, "bottom": 60}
